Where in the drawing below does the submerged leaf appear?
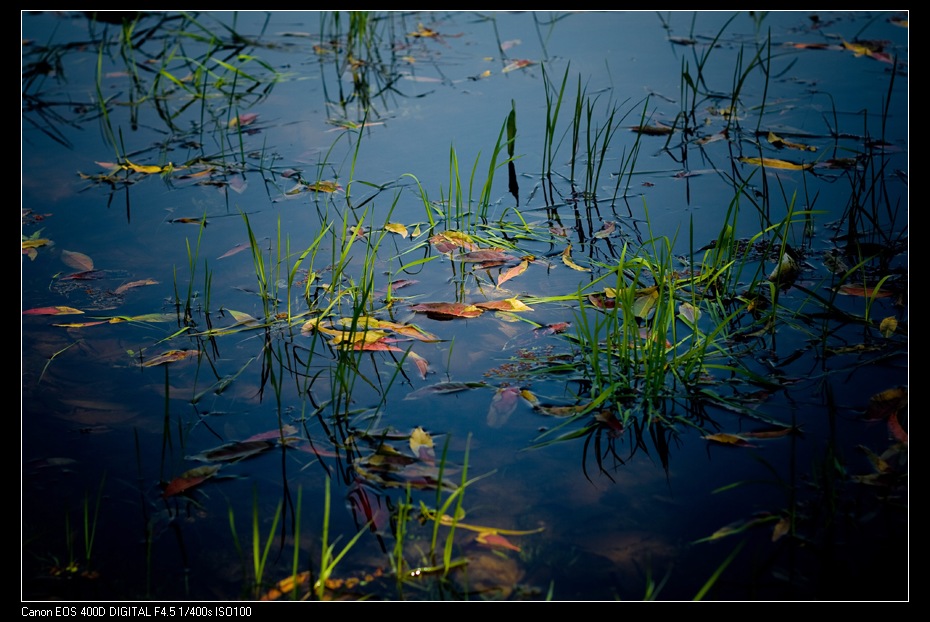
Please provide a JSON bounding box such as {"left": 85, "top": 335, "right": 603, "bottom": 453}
{"left": 162, "top": 465, "right": 221, "bottom": 498}
{"left": 186, "top": 440, "right": 274, "bottom": 463}
{"left": 61, "top": 250, "right": 94, "bottom": 272}
{"left": 487, "top": 386, "right": 522, "bottom": 428}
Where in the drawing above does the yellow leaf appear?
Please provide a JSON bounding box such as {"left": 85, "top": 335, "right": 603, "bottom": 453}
{"left": 21, "top": 238, "right": 51, "bottom": 249}
{"left": 409, "top": 426, "right": 434, "bottom": 454}
{"left": 561, "top": 245, "right": 589, "bottom": 272}
{"left": 766, "top": 131, "right": 817, "bottom": 152}
{"left": 738, "top": 156, "right": 813, "bottom": 171}
{"left": 123, "top": 159, "right": 168, "bottom": 174}
{"left": 385, "top": 222, "right": 409, "bottom": 238}
{"left": 879, "top": 316, "right": 898, "bottom": 338}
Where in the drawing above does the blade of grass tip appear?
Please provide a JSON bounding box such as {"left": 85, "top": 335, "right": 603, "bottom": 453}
{"left": 693, "top": 539, "right": 746, "bottom": 601}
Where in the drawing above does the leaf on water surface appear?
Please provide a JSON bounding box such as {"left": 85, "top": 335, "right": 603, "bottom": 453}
{"left": 772, "top": 517, "right": 791, "bottom": 542}
{"left": 593, "top": 221, "right": 616, "bottom": 239}
{"left": 879, "top": 316, "right": 898, "bottom": 338}
{"left": 187, "top": 440, "right": 274, "bottom": 463}
{"left": 887, "top": 412, "right": 908, "bottom": 445}
{"left": 534, "top": 321, "right": 571, "bottom": 336}
{"left": 303, "top": 180, "right": 342, "bottom": 193}
{"left": 741, "top": 425, "right": 801, "bottom": 440}
{"left": 113, "top": 278, "right": 159, "bottom": 295}
{"left": 678, "top": 301, "right": 701, "bottom": 325}
{"left": 766, "top": 131, "right": 817, "bottom": 152}
{"left": 228, "top": 112, "right": 259, "bottom": 128}
{"left": 455, "top": 249, "right": 519, "bottom": 264}
{"left": 561, "top": 245, "right": 589, "bottom": 272}
{"left": 702, "top": 433, "right": 757, "bottom": 448}
{"left": 474, "top": 298, "right": 533, "bottom": 312}
{"left": 384, "top": 222, "right": 408, "bottom": 238}
{"left": 169, "top": 217, "right": 207, "bottom": 225}
{"left": 738, "top": 156, "right": 813, "bottom": 171}
{"left": 162, "top": 464, "right": 221, "bottom": 498}
{"left": 23, "top": 306, "right": 84, "bottom": 316}
{"left": 429, "top": 231, "right": 479, "bottom": 254}
{"left": 405, "top": 381, "right": 487, "bottom": 400}
{"left": 632, "top": 123, "right": 674, "bottom": 136}
{"left": 864, "top": 386, "right": 907, "bottom": 421}
{"left": 408, "top": 23, "right": 439, "bottom": 38}
{"left": 22, "top": 238, "right": 51, "bottom": 250}
{"left": 632, "top": 287, "right": 659, "bottom": 319}
{"left": 409, "top": 426, "right": 434, "bottom": 462}
{"left": 497, "top": 259, "right": 528, "bottom": 288}
{"left": 408, "top": 350, "right": 430, "bottom": 379}
{"left": 841, "top": 39, "right": 894, "bottom": 63}
{"left": 227, "top": 309, "right": 260, "bottom": 326}
{"left": 835, "top": 283, "right": 893, "bottom": 298}
{"left": 501, "top": 59, "right": 534, "bottom": 73}
{"left": 409, "top": 301, "right": 484, "bottom": 319}
{"left": 123, "top": 159, "right": 171, "bottom": 174}
{"left": 61, "top": 249, "right": 94, "bottom": 272}
{"left": 142, "top": 349, "right": 200, "bottom": 367}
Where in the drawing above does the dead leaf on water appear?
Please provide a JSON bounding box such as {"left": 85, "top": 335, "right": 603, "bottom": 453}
{"left": 61, "top": 250, "right": 94, "bottom": 272}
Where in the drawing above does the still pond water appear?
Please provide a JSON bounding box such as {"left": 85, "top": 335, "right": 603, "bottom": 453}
{"left": 22, "top": 10, "right": 908, "bottom": 602}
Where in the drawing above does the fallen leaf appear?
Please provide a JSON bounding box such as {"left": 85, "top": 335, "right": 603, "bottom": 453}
{"left": 487, "top": 386, "right": 521, "bottom": 428}
{"left": 738, "top": 156, "right": 813, "bottom": 171}
{"left": 142, "top": 349, "right": 200, "bottom": 367}
{"left": 23, "top": 306, "right": 84, "bottom": 316}
{"left": 61, "top": 250, "right": 94, "bottom": 272}
{"left": 409, "top": 302, "right": 484, "bottom": 319}
{"left": 497, "top": 259, "right": 528, "bottom": 288}
{"left": 162, "top": 465, "right": 221, "bottom": 498}
{"left": 114, "top": 279, "right": 159, "bottom": 295}
{"left": 702, "top": 433, "right": 757, "bottom": 448}
{"left": 474, "top": 298, "right": 533, "bottom": 312}
{"left": 561, "top": 245, "right": 589, "bottom": 272}
{"left": 186, "top": 440, "right": 273, "bottom": 463}
{"left": 879, "top": 316, "right": 898, "bottom": 337}
{"left": 385, "top": 222, "right": 408, "bottom": 238}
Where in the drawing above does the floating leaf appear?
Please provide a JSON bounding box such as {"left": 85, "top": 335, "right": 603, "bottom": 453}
{"left": 22, "top": 238, "right": 51, "bottom": 250}
{"left": 162, "top": 465, "right": 221, "bottom": 498}
{"left": 502, "top": 59, "right": 534, "bottom": 73}
{"left": 632, "top": 287, "right": 659, "bottom": 319}
{"left": 879, "top": 316, "right": 898, "bottom": 337}
{"left": 702, "top": 433, "right": 757, "bottom": 448}
{"left": 408, "top": 351, "right": 431, "bottom": 379}
{"left": 678, "top": 301, "right": 701, "bottom": 325}
{"left": 738, "top": 156, "right": 813, "bottom": 171}
{"left": 497, "top": 259, "right": 528, "bottom": 288}
{"left": 632, "top": 123, "right": 674, "bottom": 136}
{"left": 23, "top": 306, "right": 84, "bottom": 316}
{"left": 561, "top": 245, "right": 589, "bottom": 272}
{"left": 835, "top": 284, "right": 892, "bottom": 298}
{"left": 187, "top": 440, "right": 273, "bottom": 463}
{"left": 429, "top": 231, "right": 478, "bottom": 254}
{"left": 766, "top": 131, "right": 817, "bottom": 152}
{"left": 385, "top": 222, "right": 409, "bottom": 238}
{"left": 409, "top": 426, "right": 434, "bottom": 458}
{"left": 405, "top": 381, "right": 487, "bottom": 400}
{"left": 124, "top": 159, "right": 170, "bottom": 174}
{"left": 304, "top": 180, "right": 342, "bottom": 193}
{"left": 772, "top": 517, "right": 791, "bottom": 542}
{"left": 409, "top": 302, "right": 484, "bottom": 319}
{"left": 474, "top": 298, "right": 533, "bottom": 312}
{"left": 864, "top": 386, "right": 907, "bottom": 421}
{"left": 228, "top": 112, "right": 259, "bottom": 128}
{"left": 408, "top": 23, "right": 439, "bottom": 38}
{"left": 52, "top": 320, "right": 109, "bottom": 328}
{"left": 169, "top": 217, "right": 207, "bottom": 225}
{"left": 61, "top": 250, "right": 94, "bottom": 272}
{"left": 455, "top": 249, "right": 518, "bottom": 264}
{"left": 142, "top": 349, "right": 200, "bottom": 367}
{"left": 113, "top": 279, "right": 159, "bottom": 295}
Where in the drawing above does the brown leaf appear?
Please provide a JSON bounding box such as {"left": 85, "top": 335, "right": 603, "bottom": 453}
{"left": 61, "top": 249, "right": 94, "bottom": 272}
{"left": 114, "top": 279, "right": 159, "bottom": 295}
{"left": 702, "top": 433, "right": 757, "bottom": 448}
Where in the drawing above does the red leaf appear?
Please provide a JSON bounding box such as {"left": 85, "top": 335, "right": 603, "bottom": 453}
{"left": 476, "top": 532, "right": 521, "bottom": 551}
{"left": 23, "top": 306, "right": 84, "bottom": 316}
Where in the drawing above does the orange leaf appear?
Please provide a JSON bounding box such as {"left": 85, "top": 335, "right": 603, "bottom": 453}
{"left": 835, "top": 284, "right": 893, "bottom": 298}
{"left": 702, "top": 433, "right": 757, "bottom": 448}
{"left": 162, "top": 465, "right": 221, "bottom": 498}
{"left": 497, "top": 259, "right": 528, "bottom": 288}
{"left": 476, "top": 532, "right": 521, "bottom": 552}
{"left": 474, "top": 298, "right": 533, "bottom": 312}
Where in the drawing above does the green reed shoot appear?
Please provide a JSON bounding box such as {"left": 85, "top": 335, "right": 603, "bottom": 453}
{"left": 228, "top": 487, "right": 283, "bottom": 599}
